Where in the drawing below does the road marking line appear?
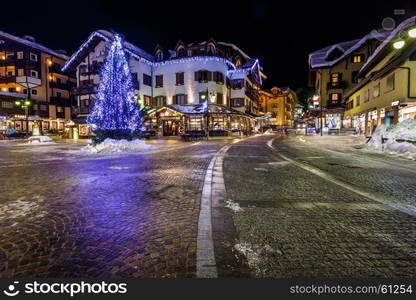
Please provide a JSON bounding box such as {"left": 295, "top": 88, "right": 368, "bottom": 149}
{"left": 197, "top": 136, "right": 255, "bottom": 278}
{"left": 267, "top": 137, "right": 416, "bottom": 217}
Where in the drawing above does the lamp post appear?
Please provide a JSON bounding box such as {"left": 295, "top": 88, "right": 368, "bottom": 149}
{"left": 15, "top": 99, "right": 32, "bottom": 137}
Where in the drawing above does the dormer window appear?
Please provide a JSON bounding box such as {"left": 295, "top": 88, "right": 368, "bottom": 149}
{"left": 155, "top": 50, "right": 163, "bottom": 62}
{"left": 207, "top": 43, "right": 216, "bottom": 55}
{"left": 351, "top": 54, "right": 365, "bottom": 63}
{"left": 235, "top": 58, "right": 242, "bottom": 67}
{"left": 177, "top": 46, "right": 187, "bottom": 58}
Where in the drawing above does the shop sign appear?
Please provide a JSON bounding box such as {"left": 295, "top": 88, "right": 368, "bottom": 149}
{"left": 391, "top": 100, "right": 400, "bottom": 106}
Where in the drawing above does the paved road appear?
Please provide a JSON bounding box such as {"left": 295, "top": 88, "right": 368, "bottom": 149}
{"left": 0, "top": 140, "right": 225, "bottom": 278}
{"left": 223, "top": 134, "right": 416, "bottom": 277}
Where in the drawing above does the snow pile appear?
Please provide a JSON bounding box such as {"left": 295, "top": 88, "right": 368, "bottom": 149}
{"left": 365, "top": 119, "right": 416, "bottom": 160}
{"left": 84, "top": 138, "right": 155, "bottom": 153}
{"left": 225, "top": 199, "right": 244, "bottom": 212}
{"left": 27, "top": 136, "right": 53, "bottom": 144}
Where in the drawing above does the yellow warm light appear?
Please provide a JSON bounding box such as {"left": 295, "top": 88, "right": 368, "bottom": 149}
{"left": 409, "top": 28, "right": 416, "bottom": 38}
{"left": 393, "top": 40, "right": 405, "bottom": 49}
{"left": 1, "top": 88, "right": 7, "bottom": 92}
{"left": 47, "top": 59, "right": 53, "bottom": 66}
{"left": 48, "top": 75, "right": 53, "bottom": 81}
{"left": 1, "top": 56, "right": 5, "bottom": 60}
{"left": 16, "top": 87, "right": 21, "bottom": 92}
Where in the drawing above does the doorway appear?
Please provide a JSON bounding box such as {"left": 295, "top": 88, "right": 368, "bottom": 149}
{"left": 162, "top": 120, "right": 180, "bottom": 136}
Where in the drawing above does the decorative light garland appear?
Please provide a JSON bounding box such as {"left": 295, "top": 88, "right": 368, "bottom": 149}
{"left": 87, "top": 34, "right": 142, "bottom": 132}
{"left": 62, "top": 31, "right": 263, "bottom": 86}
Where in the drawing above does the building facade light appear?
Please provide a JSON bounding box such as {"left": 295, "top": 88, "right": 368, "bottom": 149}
{"left": 408, "top": 28, "right": 416, "bottom": 38}
{"left": 393, "top": 40, "right": 405, "bottom": 49}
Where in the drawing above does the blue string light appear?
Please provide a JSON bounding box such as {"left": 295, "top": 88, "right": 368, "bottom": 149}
{"left": 87, "top": 34, "right": 142, "bottom": 133}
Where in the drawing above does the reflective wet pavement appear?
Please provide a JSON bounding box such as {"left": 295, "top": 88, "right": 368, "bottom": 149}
{"left": 223, "top": 135, "right": 416, "bottom": 277}
{"left": 0, "top": 140, "right": 225, "bottom": 278}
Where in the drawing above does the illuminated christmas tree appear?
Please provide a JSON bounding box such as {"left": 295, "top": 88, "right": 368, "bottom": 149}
{"left": 87, "top": 34, "right": 142, "bottom": 141}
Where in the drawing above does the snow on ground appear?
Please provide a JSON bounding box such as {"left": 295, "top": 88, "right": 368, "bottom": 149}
{"left": 365, "top": 119, "right": 416, "bottom": 160}
{"left": 225, "top": 199, "right": 244, "bottom": 212}
{"left": 83, "top": 138, "right": 158, "bottom": 154}
{"left": 27, "top": 136, "right": 54, "bottom": 144}
{"left": 234, "top": 242, "right": 282, "bottom": 276}
{"left": 0, "top": 195, "right": 46, "bottom": 223}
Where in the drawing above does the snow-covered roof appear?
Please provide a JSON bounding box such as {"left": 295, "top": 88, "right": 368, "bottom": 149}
{"left": 309, "top": 30, "right": 389, "bottom": 69}
{"left": 62, "top": 30, "right": 154, "bottom": 71}
{"left": 0, "top": 30, "right": 69, "bottom": 60}
{"left": 360, "top": 16, "right": 416, "bottom": 75}
{"left": 96, "top": 30, "right": 154, "bottom": 61}
{"left": 217, "top": 42, "right": 251, "bottom": 60}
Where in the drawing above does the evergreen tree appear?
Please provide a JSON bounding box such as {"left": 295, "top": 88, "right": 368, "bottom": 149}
{"left": 87, "top": 34, "right": 142, "bottom": 141}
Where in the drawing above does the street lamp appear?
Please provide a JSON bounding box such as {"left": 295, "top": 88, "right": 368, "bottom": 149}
{"left": 15, "top": 99, "right": 32, "bottom": 137}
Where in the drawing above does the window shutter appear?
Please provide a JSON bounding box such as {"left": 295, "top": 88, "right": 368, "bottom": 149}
{"left": 184, "top": 94, "right": 188, "bottom": 104}
{"left": 217, "top": 93, "right": 223, "bottom": 105}
{"left": 208, "top": 71, "right": 213, "bottom": 81}
{"left": 173, "top": 95, "right": 177, "bottom": 104}
{"left": 195, "top": 71, "right": 199, "bottom": 81}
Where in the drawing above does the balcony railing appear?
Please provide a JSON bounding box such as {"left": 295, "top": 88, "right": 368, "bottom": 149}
{"left": 78, "top": 106, "right": 91, "bottom": 114}
{"left": 0, "top": 76, "right": 16, "bottom": 83}
{"left": 49, "top": 81, "right": 76, "bottom": 90}
{"left": 0, "top": 56, "right": 15, "bottom": 65}
{"left": 72, "top": 83, "right": 97, "bottom": 95}
{"left": 80, "top": 62, "right": 102, "bottom": 76}
{"left": 49, "top": 97, "right": 71, "bottom": 107}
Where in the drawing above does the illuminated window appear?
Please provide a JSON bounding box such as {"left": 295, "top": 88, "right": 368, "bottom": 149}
{"left": 6, "top": 66, "right": 15, "bottom": 77}
{"left": 351, "top": 54, "right": 364, "bottom": 63}
{"left": 17, "top": 68, "right": 24, "bottom": 76}
{"left": 144, "top": 95, "right": 152, "bottom": 106}
{"left": 57, "top": 106, "right": 64, "bottom": 113}
{"left": 330, "top": 93, "right": 341, "bottom": 103}
{"left": 235, "top": 58, "right": 242, "bottom": 67}
{"left": 330, "top": 73, "right": 341, "bottom": 84}
{"left": 189, "top": 116, "right": 203, "bottom": 131}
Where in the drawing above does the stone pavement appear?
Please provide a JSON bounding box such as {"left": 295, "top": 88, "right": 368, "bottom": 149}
{"left": 0, "top": 140, "right": 226, "bottom": 278}
{"left": 222, "top": 134, "right": 416, "bottom": 277}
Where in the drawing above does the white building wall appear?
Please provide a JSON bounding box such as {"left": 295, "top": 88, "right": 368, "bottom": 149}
{"left": 153, "top": 59, "right": 230, "bottom": 105}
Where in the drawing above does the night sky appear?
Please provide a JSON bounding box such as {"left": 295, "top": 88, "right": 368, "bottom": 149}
{"left": 2, "top": 1, "right": 415, "bottom": 90}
